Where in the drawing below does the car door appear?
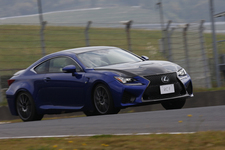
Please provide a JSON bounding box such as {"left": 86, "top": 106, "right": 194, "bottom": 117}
{"left": 35, "top": 56, "right": 87, "bottom": 107}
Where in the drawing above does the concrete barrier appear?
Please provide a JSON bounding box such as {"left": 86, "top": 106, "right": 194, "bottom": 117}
{"left": 0, "top": 90, "right": 225, "bottom": 121}
{"left": 0, "top": 76, "right": 11, "bottom": 88}
{"left": 0, "top": 106, "right": 19, "bottom": 121}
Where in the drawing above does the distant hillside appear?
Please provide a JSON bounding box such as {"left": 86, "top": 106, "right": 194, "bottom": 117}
{"left": 0, "top": 0, "right": 225, "bottom": 23}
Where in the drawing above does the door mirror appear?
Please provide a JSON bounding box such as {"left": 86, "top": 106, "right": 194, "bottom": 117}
{"left": 141, "top": 55, "right": 149, "bottom": 60}
{"left": 62, "top": 65, "right": 76, "bottom": 73}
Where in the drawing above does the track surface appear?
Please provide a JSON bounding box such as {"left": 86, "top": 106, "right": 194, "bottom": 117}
{"left": 0, "top": 105, "right": 225, "bottom": 138}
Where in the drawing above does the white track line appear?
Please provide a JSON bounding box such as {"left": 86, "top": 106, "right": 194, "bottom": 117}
{"left": 0, "top": 132, "right": 195, "bottom": 140}
{"left": 0, "top": 122, "right": 10, "bottom": 125}
{"left": 0, "top": 7, "right": 102, "bottom": 20}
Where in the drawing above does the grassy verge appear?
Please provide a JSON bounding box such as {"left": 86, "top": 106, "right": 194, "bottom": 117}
{"left": 0, "top": 25, "right": 164, "bottom": 73}
{"left": 0, "top": 131, "right": 225, "bottom": 150}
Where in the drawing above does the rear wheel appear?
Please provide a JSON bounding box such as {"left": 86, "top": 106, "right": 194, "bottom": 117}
{"left": 16, "top": 92, "right": 43, "bottom": 122}
{"left": 161, "top": 98, "right": 186, "bottom": 110}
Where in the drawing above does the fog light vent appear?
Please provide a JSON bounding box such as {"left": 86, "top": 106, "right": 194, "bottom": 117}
{"left": 122, "top": 91, "right": 136, "bottom": 104}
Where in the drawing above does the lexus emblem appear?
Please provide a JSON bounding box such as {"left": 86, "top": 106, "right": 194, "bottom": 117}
{"left": 161, "top": 76, "right": 170, "bottom": 83}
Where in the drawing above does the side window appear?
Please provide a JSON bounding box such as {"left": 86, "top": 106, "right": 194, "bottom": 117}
{"left": 49, "top": 57, "right": 82, "bottom": 73}
{"left": 34, "top": 57, "right": 82, "bottom": 74}
{"left": 34, "top": 60, "right": 49, "bottom": 74}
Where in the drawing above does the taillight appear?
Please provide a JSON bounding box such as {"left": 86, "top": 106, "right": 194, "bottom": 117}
{"left": 8, "top": 79, "right": 15, "bottom": 86}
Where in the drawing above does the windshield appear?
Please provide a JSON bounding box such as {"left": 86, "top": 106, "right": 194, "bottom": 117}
{"left": 76, "top": 48, "right": 143, "bottom": 68}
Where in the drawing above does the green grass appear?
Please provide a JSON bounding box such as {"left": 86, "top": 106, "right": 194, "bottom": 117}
{"left": 0, "top": 25, "right": 164, "bottom": 74}
{"left": 0, "top": 131, "right": 225, "bottom": 150}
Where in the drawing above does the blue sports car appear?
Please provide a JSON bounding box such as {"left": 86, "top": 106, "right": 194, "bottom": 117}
{"left": 6, "top": 46, "right": 193, "bottom": 121}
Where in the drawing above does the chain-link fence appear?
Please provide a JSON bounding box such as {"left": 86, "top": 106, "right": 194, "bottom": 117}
{"left": 1, "top": 20, "right": 225, "bottom": 102}
{"left": 161, "top": 20, "right": 225, "bottom": 88}
{"left": 162, "top": 21, "right": 211, "bottom": 88}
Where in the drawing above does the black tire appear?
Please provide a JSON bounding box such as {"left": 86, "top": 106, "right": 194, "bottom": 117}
{"left": 111, "top": 108, "right": 121, "bottom": 114}
{"left": 91, "top": 84, "right": 120, "bottom": 115}
{"left": 83, "top": 110, "right": 99, "bottom": 116}
{"left": 16, "top": 92, "right": 44, "bottom": 122}
{"left": 161, "top": 98, "right": 186, "bottom": 110}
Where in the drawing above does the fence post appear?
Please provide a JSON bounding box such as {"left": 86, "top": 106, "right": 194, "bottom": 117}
{"left": 165, "top": 20, "right": 172, "bottom": 61}
{"left": 168, "top": 28, "right": 175, "bottom": 62}
{"left": 85, "top": 21, "right": 92, "bottom": 46}
{"left": 199, "top": 20, "right": 212, "bottom": 88}
{"left": 122, "top": 20, "right": 133, "bottom": 51}
{"left": 183, "top": 24, "right": 190, "bottom": 73}
{"left": 40, "top": 21, "right": 47, "bottom": 56}
{"left": 38, "top": 0, "right": 46, "bottom": 56}
{"left": 209, "top": 0, "right": 221, "bottom": 87}
{"left": 156, "top": 0, "right": 166, "bottom": 54}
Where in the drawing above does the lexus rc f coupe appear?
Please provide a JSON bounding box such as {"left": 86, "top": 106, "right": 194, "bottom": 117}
{"left": 6, "top": 46, "right": 193, "bottom": 121}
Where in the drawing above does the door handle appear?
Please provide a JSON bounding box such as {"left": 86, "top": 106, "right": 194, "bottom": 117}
{"left": 43, "top": 77, "right": 51, "bottom": 82}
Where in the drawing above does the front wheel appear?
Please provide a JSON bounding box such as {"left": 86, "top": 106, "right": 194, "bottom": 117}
{"left": 84, "top": 84, "right": 120, "bottom": 116}
{"left": 16, "top": 92, "right": 43, "bottom": 122}
{"left": 83, "top": 110, "right": 99, "bottom": 116}
{"left": 161, "top": 98, "right": 186, "bottom": 110}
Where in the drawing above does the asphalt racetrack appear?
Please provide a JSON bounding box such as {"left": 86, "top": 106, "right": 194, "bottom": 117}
{"left": 0, "top": 105, "right": 225, "bottom": 139}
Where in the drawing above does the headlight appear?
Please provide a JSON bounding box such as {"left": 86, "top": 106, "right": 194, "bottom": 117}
{"left": 114, "top": 76, "right": 134, "bottom": 83}
{"left": 177, "top": 68, "right": 187, "bottom": 77}
{"left": 115, "top": 76, "right": 142, "bottom": 85}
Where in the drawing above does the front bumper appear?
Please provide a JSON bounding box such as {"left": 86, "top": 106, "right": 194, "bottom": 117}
{"left": 110, "top": 73, "right": 193, "bottom": 108}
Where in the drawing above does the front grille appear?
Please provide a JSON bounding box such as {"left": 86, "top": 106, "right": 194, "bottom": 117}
{"left": 143, "top": 73, "right": 186, "bottom": 100}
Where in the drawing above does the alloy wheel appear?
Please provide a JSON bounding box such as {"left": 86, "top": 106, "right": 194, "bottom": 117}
{"left": 94, "top": 85, "right": 110, "bottom": 114}
{"left": 17, "top": 93, "right": 32, "bottom": 120}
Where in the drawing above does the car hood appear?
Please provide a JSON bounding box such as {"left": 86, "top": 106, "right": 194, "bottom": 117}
{"left": 94, "top": 60, "right": 182, "bottom": 77}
